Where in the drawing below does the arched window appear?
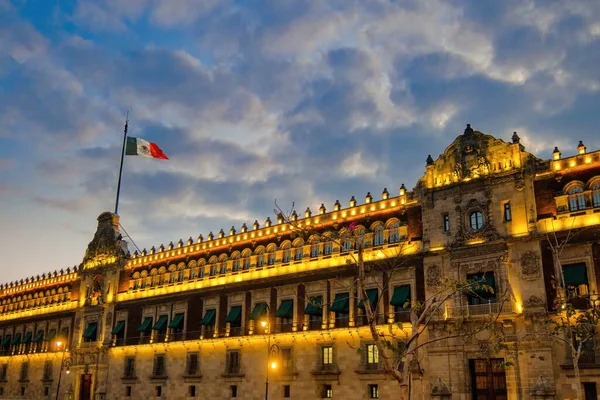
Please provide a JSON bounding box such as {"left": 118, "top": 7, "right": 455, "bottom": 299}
{"left": 568, "top": 186, "right": 586, "bottom": 211}
{"left": 592, "top": 181, "right": 600, "bottom": 208}
{"left": 267, "top": 246, "right": 277, "bottom": 266}
{"left": 231, "top": 253, "right": 240, "bottom": 272}
{"left": 354, "top": 227, "right": 365, "bottom": 249}
{"left": 323, "top": 238, "right": 332, "bottom": 256}
{"left": 388, "top": 222, "right": 400, "bottom": 243}
{"left": 219, "top": 256, "right": 228, "bottom": 274}
{"left": 282, "top": 242, "right": 291, "bottom": 263}
{"left": 294, "top": 240, "right": 304, "bottom": 261}
{"left": 341, "top": 232, "right": 352, "bottom": 252}
{"left": 470, "top": 211, "right": 484, "bottom": 230}
{"left": 310, "top": 238, "right": 320, "bottom": 258}
{"left": 242, "top": 250, "right": 252, "bottom": 270}
{"left": 256, "top": 248, "right": 265, "bottom": 267}
{"left": 373, "top": 225, "right": 384, "bottom": 246}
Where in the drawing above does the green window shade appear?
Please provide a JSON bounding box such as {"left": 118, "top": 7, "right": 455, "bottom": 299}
{"left": 200, "top": 309, "right": 216, "bottom": 326}
{"left": 1, "top": 336, "right": 10, "bottom": 346}
{"left": 390, "top": 286, "right": 411, "bottom": 307}
{"left": 358, "top": 289, "right": 378, "bottom": 309}
{"left": 168, "top": 313, "right": 185, "bottom": 329}
{"left": 275, "top": 299, "right": 294, "bottom": 317}
{"left": 468, "top": 273, "right": 496, "bottom": 298}
{"left": 563, "top": 263, "right": 588, "bottom": 286}
{"left": 11, "top": 333, "right": 22, "bottom": 345}
{"left": 82, "top": 322, "right": 97, "bottom": 339}
{"left": 32, "top": 331, "right": 44, "bottom": 343}
{"left": 21, "top": 332, "right": 32, "bottom": 344}
{"left": 330, "top": 293, "right": 349, "bottom": 313}
{"left": 111, "top": 321, "right": 125, "bottom": 335}
{"left": 249, "top": 303, "right": 268, "bottom": 320}
{"left": 304, "top": 296, "right": 322, "bottom": 315}
{"left": 152, "top": 315, "right": 168, "bottom": 331}
{"left": 137, "top": 317, "right": 153, "bottom": 333}
{"left": 46, "top": 329, "right": 57, "bottom": 342}
{"left": 225, "top": 306, "right": 242, "bottom": 323}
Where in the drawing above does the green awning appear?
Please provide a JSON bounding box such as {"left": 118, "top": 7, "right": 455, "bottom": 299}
{"left": 32, "top": 331, "right": 44, "bottom": 343}
{"left": 152, "top": 315, "right": 168, "bottom": 331}
{"left": 358, "top": 288, "right": 378, "bottom": 310}
{"left": 82, "top": 322, "right": 97, "bottom": 339}
{"left": 249, "top": 303, "right": 268, "bottom": 320}
{"left": 21, "top": 332, "right": 32, "bottom": 344}
{"left": 390, "top": 286, "right": 411, "bottom": 307}
{"left": 225, "top": 306, "right": 242, "bottom": 323}
{"left": 304, "top": 296, "right": 322, "bottom": 315}
{"left": 200, "top": 309, "right": 216, "bottom": 326}
{"left": 275, "top": 299, "right": 294, "bottom": 317}
{"left": 111, "top": 321, "right": 125, "bottom": 335}
{"left": 168, "top": 313, "right": 185, "bottom": 329}
{"left": 1, "top": 336, "right": 10, "bottom": 346}
{"left": 469, "top": 273, "right": 496, "bottom": 298}
{"left": 137, "top": 317, "right": 153, "bottom": 333}
{"left": 46, "top": 329, "right": 56, "bottom": 342}
{"left": 11, "top": 333, "right": 22, "bottom": 345}
{"left": 330, "top": 293, "right": 349, "bottom": 313}
{"left": 563, "top": 263, "right": 588, "bottom": 287}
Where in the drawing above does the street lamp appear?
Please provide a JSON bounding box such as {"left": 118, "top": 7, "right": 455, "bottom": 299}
{"left": 261, "top": 315, "right": 279, "bottom": 400}
{"left": 55, "top": 341, "right": 73, "bottom": 400}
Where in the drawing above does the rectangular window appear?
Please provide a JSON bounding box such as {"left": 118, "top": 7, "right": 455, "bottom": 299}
{"left": 283, "top": 385, "right": 291, "bottom": 398}
{"left": 123, "top": 357, "right": 135, "bottom": 378}
{"left": 19, "top": 362, "right": 28, "bottom": 381}
{"left": 470, "top": 359, "right": 507, "bottom": 399}
{"left": 281, "top": 348, "right": 293, "bottom": 372}
{"left": 366, "top": 344, "right": 379, "bottom": 369}
{"left": 230, "top": 385, "right": 238, "bottom": 398}
{"left": 322, "top": 384, "right": 333, "bottom": 398}
{"left": 503, "top": 202, "right": 512, "bottom": 222}
{"left": 322, "top": 346, "right": 333, "bottom": 365}
{"left": 226, "top": 350, "right": 240, "bottom": 374}
{"left": 82, "top": 322, "right": 98, "bottom": 342}
{"left": 369, "top": 384, "right": 379, "bottom": 398}
{"left": 186, "top": 353, "right": 199, "bottom": 376}
{"left": 155, "top": 386, "right": 162, "bottom": 397}
{"left": 20, "top": 386, "right": 25, "bottom": 396}
{"left": 44, "top": 387, "right": 50, "bottom": 396}
{"left": 189, "top": 385, "right": 196, "bottom": 397}
{"left": 0, "top": 364, "right": 7, "bottom": 380}
{"left": 125, "top": 386, "right": 132, "bottom": 397}
{"left": 0, "top": 387, "right": 3, "bottom": 395}
{"left": 443, "top": 214, "right": 450, "bottom": 232}
{"left": 467, "top": 272, "right": 496, "bottom": 306}
{"left": 152, "top": 355, "right": 166, "bottom": 377}
{"left": 43, "top": 360, "right": 53, "bottom": 380}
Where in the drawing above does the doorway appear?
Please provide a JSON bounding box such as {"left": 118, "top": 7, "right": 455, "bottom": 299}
{"left": 469, "top": 359, "right": 507, "bottom": 400}
{"left": 79, "top": 374, "right": 92, "bottom": 400}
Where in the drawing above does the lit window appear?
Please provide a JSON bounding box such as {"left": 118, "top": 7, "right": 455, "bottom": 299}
{"left": 443, "top": 214, "right": 450, "bottom": 232}
{"left": 388, "top": 222, "right": 400, "bottom": 243}
{"left": 369, "top": 384, "right": 379, "bottom": 399}
{"left": 366, "top": 344, "right": 379, "bottom": 368}
{"left": 470, "top": 211, "right": 484, "bottom": 230}
{"left": 592, "top": 182, "right": 600, "bottom": 207}
{"left": 323, "top": 241, "right": 332, "bottom": 256}
{"left": 321, "top": 346, "right": 333, "bottom": 365}
{"left": 568, "top": 185, "right": 586, "bottom": 211}
{"left": 373, "top": 226, "right": 384, "bottom": 246}
{"left": 322, "top": 384, "right": 333, "bottom": 398}
{"left": 503, "top": 202, "right": 512, "bottom": 222}
{"left": 310, "top": 240, "right": 319, "bottom": 258}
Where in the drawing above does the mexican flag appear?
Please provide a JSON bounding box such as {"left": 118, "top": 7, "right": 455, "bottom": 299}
{"left": 125, "top": 137, "right": 169, "bottom": 160}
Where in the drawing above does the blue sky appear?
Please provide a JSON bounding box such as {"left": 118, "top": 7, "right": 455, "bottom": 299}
{"left": 1, "top": 0, "right": 600, "bottom": 283}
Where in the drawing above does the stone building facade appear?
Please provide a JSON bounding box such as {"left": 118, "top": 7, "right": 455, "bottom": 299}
{"left": 1, "top": 125, "right": 599, "bottom": 399}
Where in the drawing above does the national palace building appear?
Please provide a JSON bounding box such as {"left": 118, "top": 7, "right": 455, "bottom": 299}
{"left": 1, "top": 124, "right": 600, "bottom": 400}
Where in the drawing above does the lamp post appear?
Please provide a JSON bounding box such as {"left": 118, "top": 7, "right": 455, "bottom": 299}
{"left": 55, "top": 341, "right": 73, "bottom": 400}
{"left": 260, "top": 313, "right": 279, "bottom": 400}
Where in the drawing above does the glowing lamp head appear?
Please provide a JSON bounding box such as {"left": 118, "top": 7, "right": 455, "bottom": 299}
{"left": 56, "top": 341, "right": 62, "bottom": 348}
{"left": 65, "top": 369, "right": 70, "bottom": 375}
{"left": 260, "top": 320, "right": 268, "bottom": 328}
{"left": 270, "top": 361, "right": 277, "bottom": 370}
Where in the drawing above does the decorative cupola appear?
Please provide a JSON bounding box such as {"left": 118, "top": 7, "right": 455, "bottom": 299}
{"left": 319, "top": 204, "right": 326, "bottom": 214}
{"left": 553, "top": 147, "right": 561, "bottom": 160}
{"left": 218, "top": 229, "right": 225, "bottom": 239}
{"left": 399, "top": 184, "right": 406, "bottom": 196}
{"left": 168, "top": 241, "right": 174, "bottom": 250}
{"left": 150, "top": 246, "right": 156, "bottom": 254}
{"left": 365, "top": 192, "right": 372, "bottom": 203}
{"left": 177, "top": 239, "right": 184, "bottom": 248}
{"left": 334, "top": 200, "right": 341, "bottom": 211}
{"left": 277, "top": 213, "right": 284, "bottom": 224}
{"left": 159, "top": 244, "right": 165, "bottom": 252}
{"left": 187, "top": 237, "right": 193, "bottom": 246}
{"left": 464, "top": 123, "right": 474, "bottom": 135}
{"left": 291, "top": 211, "right": 298, "bottom": 221}
{"left": 349, "top": 196, "right": 357, "bottom": 207}
{"left": 241, "top": 223, "right": 248, "bottom": 233}
{"left": 197, "top": 234, "right": 204, "bottom": 243}
{"left": 229, "top": 226, "right": 236, "bottom": 236}
{"left": 382, "top": 188, "right": 389, "bottom": 200}
{"left": 265, "top": 217, "right": 272, "bottom": 227}
{"left": 512, "top": 131, "right": 520, "bottom": 144}
{"left": 578, "top": 140, "right": 586, "bottom": 155}
{"left": 426, "top": 155, "right": 434, "bottom": 166}
{"left": 305, "top": 207, "right": 312, "bottom": 218}
{"left": 253, "top": 220, "right": 260, "bottom": 230}
{"left": 207, "top": 231, "right": 214, "bottom": 241}
{"left": 141, "top": 248, "right": 147, "bottom": 256}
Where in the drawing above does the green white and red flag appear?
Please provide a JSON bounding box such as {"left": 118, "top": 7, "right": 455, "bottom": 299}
{"left": 125, "top": 137, "right": 169, "bottom": 160}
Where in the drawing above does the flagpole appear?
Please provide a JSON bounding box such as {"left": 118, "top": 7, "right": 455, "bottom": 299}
{"left": 114, "top": 111, "right": 129, "bottom": 215}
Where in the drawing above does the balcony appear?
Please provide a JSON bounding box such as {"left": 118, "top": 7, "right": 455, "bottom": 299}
{"left": 446, "top": 300, "right": 515, "bottom": 318}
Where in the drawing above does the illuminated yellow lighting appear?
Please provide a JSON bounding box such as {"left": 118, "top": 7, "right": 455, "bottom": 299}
{"left": 56, "top": 341, "right": 62, "bottom": 348}
{"left": 342, "top": 212, "right": 346, "bottom": 218}
{"left": 270, "top": 361, "right": 277, "bottom": 369}
{"left": 332, "top": 215, "right": 337, "bottom": 220}
{"left": 251, "top": 233, "right": 255, "bottom": 238}
{"left": 351, "top": 210, "right": 356, "bottom": 216}
{"left": 430, "top": 246, "right": 445, "bottom": 252}
{"left": 467, "top": 238, "right": 485, "bottom": 245}
{"left": 586, "top": 157, "right": 592, "bottom": 164}
{"left": 260, "top": 320, "right": 267, "bottom": 328}
{"left": 579, "top": 148, "right": 586, "bottom": 155}
{"left": 516, "top": 303, "right": 523, "bottom": 313}
{"left": 314, "top": 218, "right": 319, "bottom": 224}
{"left": 305, "top": 220, "right": 310, "bottom": 226}
{"left": 259, "top": 232, "right": 263, "bottom": 237}
{"left": 370, "top": 205, "right": 375, "bottom": 211}
{"left": 361, "top": 208, "right": 365, "bottom": 214}
{"left": 570, "top": 160, "right": 576, "bottom": 167}
{"left": 380, "top": 203, "right": 385, "bottom": 209}
{"left": 66, "top": 370, "right": 70, "bottom": 375}
{"left": 391, "top": 201, "right": 396, "bottom": 206}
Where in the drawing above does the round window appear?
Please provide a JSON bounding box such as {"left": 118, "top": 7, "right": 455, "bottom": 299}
{"left": 470, "top": 211, "right": 484, "bottom": 230}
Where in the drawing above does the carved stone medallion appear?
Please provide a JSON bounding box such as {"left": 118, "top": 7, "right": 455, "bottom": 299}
{"left": 426, "top": 264, "right": 442, "bottom": 286}
{"left": 520, "top": 251, "right": 541, "bottom": 280}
